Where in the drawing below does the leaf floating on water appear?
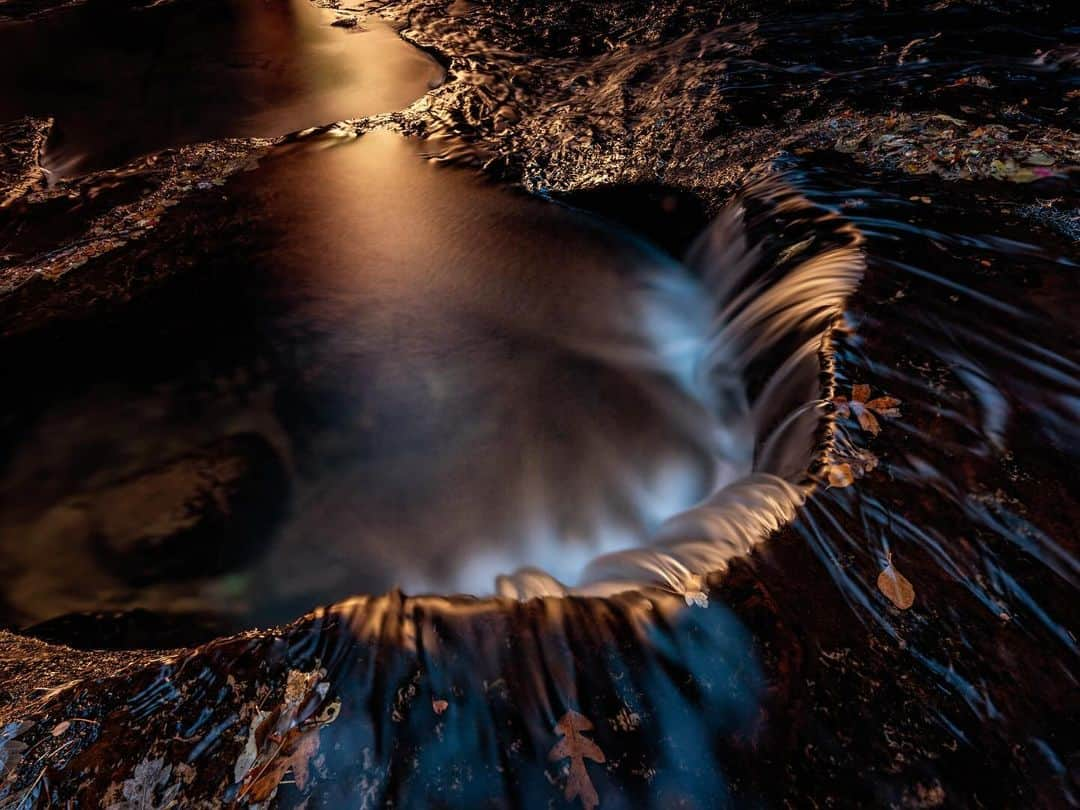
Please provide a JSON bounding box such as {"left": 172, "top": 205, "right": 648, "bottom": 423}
{"left": 549, "top": 711, "right": 605, "bottom": 810}
{"left": 865, "top": 396, "right": 902, "bottom": 418}
{"left": 877, "top": 562, "right": 916, "bottom": 610}
{"left": 234, "top": 668, "right": 341, "bottom": 804}
{"left": 825, "top": 448, "right": 879, "bottom": 489}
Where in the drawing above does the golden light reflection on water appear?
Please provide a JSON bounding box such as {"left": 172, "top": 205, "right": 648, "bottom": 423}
{"left": 0, "top": 0, "right": 444, "bottom": 176}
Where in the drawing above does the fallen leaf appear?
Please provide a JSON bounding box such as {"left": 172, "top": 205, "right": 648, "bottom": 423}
{"left": 856, "top": 407, "right": 881, "bottom": 436}
{"left": 239, "top": 725, "right": 322, "bottom": 803}
{"left": 865, "top": 396, "right": 902, "bottom": 418}
{"left": 108, "top": 757, "right": 181, "bottom": 810}
{"left": 233, "top": 668, "right": 340, "bottom": 804}
{"left": 549, "top": 711, "right": 605, "bottom": 810}
{"left": 827, "top": 463, "right": 855, "bottom": 488}
{"left": 833, "top": 385, "right": 902, "bottom": 436}
{"left": 51, "top": 721, "right": 71, "bottom": 737}
{"left": 877, "top": 561, "right": 916, "bottom": 610}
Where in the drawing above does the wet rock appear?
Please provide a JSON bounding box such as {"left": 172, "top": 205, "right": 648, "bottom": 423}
{"left": 76, "top": 433, "right": 288, "bottom": 586}
{"left": 0, "top": 116, "right": 49, "bottom": 209}
{"left": 21, "top": 608, "right": 235, "bottom": 650}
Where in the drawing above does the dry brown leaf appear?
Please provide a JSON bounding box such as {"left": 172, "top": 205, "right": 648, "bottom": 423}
{"left": 827, "top": 463, "right": 855, "bottom": 488}
{"left": 549, "top": 711, "right": 605, "bottom": 810}
{"left": 234, "top": 669, "right": 339, "bottom": 804}
{"left": 878, "top": 563, "right": 916, "bottom": 610}
{"left": 865, "top": 396, "right": 902, "bottom": 417}
{"left": 240, "top": 725, "right": 321, "bottom": 803}
{"left": 856, "top": 407, "right": 881, "bottom": 436}
{"left": 834, "top": 385, "right": 902, "bottom": 435}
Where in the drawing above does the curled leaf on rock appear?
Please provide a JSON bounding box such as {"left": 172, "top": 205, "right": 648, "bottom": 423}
{"left": 877, "top": 555, "right": 916, "bottom": 610}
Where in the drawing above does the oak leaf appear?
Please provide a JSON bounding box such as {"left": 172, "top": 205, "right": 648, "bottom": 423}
{"left": 234, "top": 668, "right": 340, "bottom": 804}
{"left": 238, "top": 725, "right": 321, "bottom": 803}
{"left": 549, "top": 711, "right": 605, "bottom": 810}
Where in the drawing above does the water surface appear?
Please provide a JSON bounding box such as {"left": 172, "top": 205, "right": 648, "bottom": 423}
{"left": 0, "top": 132, "right": 737, "bottom": 627}
{"left": 0, "top": 0, "right": 444, "bottom": 176}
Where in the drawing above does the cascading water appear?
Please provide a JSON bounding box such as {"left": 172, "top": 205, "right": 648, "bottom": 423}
{"left": 0, "top": 131, "right": 858, "bottom": 625}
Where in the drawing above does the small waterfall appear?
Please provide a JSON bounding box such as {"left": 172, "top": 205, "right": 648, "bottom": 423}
{"left": 499, "top": 172, "right": 865, "bottom": 599}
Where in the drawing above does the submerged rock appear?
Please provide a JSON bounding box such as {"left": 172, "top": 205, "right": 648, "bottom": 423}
{"left": 0, "top": 433, "right": 289, "bottom": 630}
{"left": 81, "top": 433, "right": 289, "bottom": 586}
